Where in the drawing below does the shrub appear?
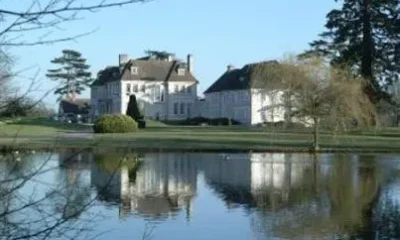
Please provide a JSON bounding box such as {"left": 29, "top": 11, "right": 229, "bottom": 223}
{"left": 126, "top": 95, "right": 142, "bottom": 121}
{"left": 93, "top": 114, "right": 137, "bottom": 133}
{"left": 209, "top": 118, "right": 241, "bottom": 126}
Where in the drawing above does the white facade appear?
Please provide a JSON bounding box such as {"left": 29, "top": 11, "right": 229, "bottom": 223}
{"left": 92, "top": 80, "right": 198, "bottom": 120}
{"left": 203, "top": 89, "right": 286, "bottom": 125}
{"left": 90, "top": 54, "right": 199, "bottom": 121}
{"left": 120, "top": 80, "right": 197, "bottom": 120}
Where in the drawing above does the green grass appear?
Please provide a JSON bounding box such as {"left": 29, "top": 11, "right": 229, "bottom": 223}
{"left": 0, "top": 117, "right": 91, "bottom": 136}
{"left": 0, "top": 117, "right": 400, "bottom": 153}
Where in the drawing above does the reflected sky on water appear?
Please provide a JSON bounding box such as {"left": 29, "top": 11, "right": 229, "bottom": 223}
{"left": 0, "top": 151, "right": 399, "bottom": 240}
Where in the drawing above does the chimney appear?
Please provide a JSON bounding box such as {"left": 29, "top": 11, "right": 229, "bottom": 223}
{"left": 187, "top": 54, "right": 193, "bottom": 73}
{"left": 119, "top": 54, "right": 128, "bottom": 67}
{"left": 227, "top": 64, "right": 235, "bottom": 72}
{"left": 167, "top": 55, "right": 173, "bottom": 62}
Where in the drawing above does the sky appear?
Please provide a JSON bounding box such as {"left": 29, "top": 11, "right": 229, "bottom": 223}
{"left": 6, "top": 0, "right": 339, "bottom": 109}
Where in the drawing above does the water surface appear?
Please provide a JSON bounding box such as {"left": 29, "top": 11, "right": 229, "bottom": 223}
{"left": 0, "top": 151, "right": 399, "bottom": 240}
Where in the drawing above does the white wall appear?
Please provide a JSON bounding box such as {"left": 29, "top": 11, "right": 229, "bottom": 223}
{"left": 90, "top": 81, "right": 121, "bottom": 117}
{"left": 204, "top": 90, "right": 251, "bottom": 124}
{"left": 166, "top": 82, "right": 197, "bottom": 120}
{"left": 119, "top": 80, "right": 197, "bottom": 120}
{"left": 250, "top": 89, "right": 286, "bottom": 125}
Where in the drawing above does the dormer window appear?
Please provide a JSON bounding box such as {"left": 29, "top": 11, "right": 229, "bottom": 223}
{"left": 178, "top": 68, "right": 185, "bottom": 76}
{"left": 131, "top": 66, "right": 138, "bottom": 75}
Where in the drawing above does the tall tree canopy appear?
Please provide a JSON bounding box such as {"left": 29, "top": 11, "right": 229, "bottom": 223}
{"left": 302, "top": 0, "right": 400, "bottom": 103}
{"left": 46, "top": 49, "right": 92, "bottom": 101}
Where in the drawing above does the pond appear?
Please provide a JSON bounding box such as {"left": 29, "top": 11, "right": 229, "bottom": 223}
{"left": 0, "top": 151, "right": 399, "bottom": 240}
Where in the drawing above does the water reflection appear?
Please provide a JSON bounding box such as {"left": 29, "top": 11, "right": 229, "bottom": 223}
{"left": 91, "top": 153, "right": 197, "bottom": 221}
{"left": 0, "top": 151, "right": 399, "bottom": 240}
{"left": 202, "top": 153, "right": 317, "bottom": 211}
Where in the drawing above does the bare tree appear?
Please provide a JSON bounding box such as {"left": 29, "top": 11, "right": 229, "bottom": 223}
{"left": 0, "top": 0, "right": 150, "bottom": 118}
{"left": 0, "top": 148, "right": 147, "bottom": 240}
{"left": 255, "top": 56, "right": 376, "bottom": 152}
{"left": 0, "top": 0, "right": 149, "bottom": 47}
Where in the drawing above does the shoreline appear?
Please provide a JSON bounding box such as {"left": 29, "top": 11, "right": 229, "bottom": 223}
{"left": 1, "top": 138, "right": 400, "bottom": 154}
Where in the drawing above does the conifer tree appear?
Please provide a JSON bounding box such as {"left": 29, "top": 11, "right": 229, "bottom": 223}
{"left": 302, "top": 0, "right": 400, "bottom": 103}
{"left": 46, "top": 49, "right": 93, "bottom": 101}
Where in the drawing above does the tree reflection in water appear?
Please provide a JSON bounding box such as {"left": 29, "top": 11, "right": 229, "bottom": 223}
{"left": 202, "top": 153, "right": 400, "bottom": 240}
{"left": 0, "top": 151, "right": 399, "bottom": 240}
{"left": 0, "top": 150, "right": 129, "bottom": 240}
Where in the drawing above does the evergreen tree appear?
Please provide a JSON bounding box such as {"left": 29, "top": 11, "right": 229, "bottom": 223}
{"left": 46, "top": 49, "right": 93, "bottom": 101}
{"left": 126, "top": 94, "right": 142, "bottom": 121}
{"left": 302, "top": 0, "right": 400, "bottom": 103}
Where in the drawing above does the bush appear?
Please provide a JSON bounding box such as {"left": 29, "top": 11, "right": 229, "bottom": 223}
{"left": 209, "top": 118, "right": 241, "bottom": 126}
{"left": 93, "top": 114, "right": 137, "bottom": 133}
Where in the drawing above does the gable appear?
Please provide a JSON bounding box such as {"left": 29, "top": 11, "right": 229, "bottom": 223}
{"left": 204, "top": 61, "right": 280, "bottom": 94}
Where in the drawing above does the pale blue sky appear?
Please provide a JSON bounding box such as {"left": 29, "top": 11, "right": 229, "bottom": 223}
{"left": 9, "top": 0, "right": 339, "bottom": 108}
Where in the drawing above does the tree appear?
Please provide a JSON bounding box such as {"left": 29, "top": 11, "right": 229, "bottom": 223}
{"left": 126, "top": 94, "right": 142, "bottom": 121}
{"left": 0, "top": 0, "right": 149, "bottom": 47}
{"left": 256, "top": 56, "right": 376, "bottom": 152}
{"left": 144, "top": 50, "right": 175, "bottom": 60}
{"left": 302, "top": 0, "right": 400, "bottom": 104}
{"left": 46, "top": 49, "right": 92, "bottom": 101}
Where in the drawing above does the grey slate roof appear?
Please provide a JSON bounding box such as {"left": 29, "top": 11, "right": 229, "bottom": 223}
{"left": 92, "top": 57, "right": 198, "bottom": 86}
{"left": 59, "top": 98, "right": 90, "bottom": 115}
{"left": 204, "top": 61, "right": 279, "bottom": 94}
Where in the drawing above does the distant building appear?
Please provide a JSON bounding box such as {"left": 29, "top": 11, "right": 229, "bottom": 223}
{"left": 202, "top": 61, "right": 288, "bottom": 125}
{"left": 90, "top": 52, "right": 199, "bottom": 120}
{"left": 58, "top": 98, "right": 90, "bottom": 122}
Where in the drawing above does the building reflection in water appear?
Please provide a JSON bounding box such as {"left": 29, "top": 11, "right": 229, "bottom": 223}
{"left": 201, "top": 153, "right": 399, "bottom": 239}
{"left": 54, "top": 151, "right": 399, "bottom": 239}
{"left": 201, "top": 153, "right": 315, "bottom": 210}
{"left": 91, "top": 152, "right": 198, "bottom": 221}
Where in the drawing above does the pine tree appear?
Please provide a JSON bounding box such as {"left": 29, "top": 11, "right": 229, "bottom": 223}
{"left": 302, "top": 0, "right": 400, "bottom": 103}
{"left": 46, "top": 49, "right": 93, "bottom": 101}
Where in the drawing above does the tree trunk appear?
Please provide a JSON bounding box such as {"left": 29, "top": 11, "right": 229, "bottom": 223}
{"left": 312, "top": 117, "right": 320, "bottom": 152}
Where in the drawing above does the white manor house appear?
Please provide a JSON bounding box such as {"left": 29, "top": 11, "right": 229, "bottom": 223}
{"left": 91, "top": 51, "right": 198, "bottom": 121}
{"left": 90, "top": 51, "right": 291, "bottom": 125}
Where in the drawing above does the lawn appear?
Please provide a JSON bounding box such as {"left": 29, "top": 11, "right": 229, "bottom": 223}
{"left": 0, "top": 117, "right": 400, "bottom": 153}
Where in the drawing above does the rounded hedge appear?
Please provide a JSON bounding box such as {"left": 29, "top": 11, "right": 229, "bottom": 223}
{"left": 93, "top": 114, "right": 137, "bottom": 133}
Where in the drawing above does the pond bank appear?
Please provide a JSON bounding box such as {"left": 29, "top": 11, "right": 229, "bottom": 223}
{"left": 1, "top": 134, "right": 400, "bottom": 154}
{"left": 1, "top": 122, "right": 400, "bottom": 154}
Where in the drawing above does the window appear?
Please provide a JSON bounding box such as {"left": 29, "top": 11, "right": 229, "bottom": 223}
{"left": 141, "top": 84, "right": 146, "bottom": 92}
{"left": 133, "top": 84, "right": 138, "bottom": 92}
{"left": 187, "top": 86, "right": 191, "bottom": 94}
{"left": 181, "top": 86, "right": 186, "bottom": 93}
{"left": 153, "top": 85, "right": 161, "bottom": 102}
{"left": 131, "top": 66, "right": 138, "bottom": 75}
{"left": 174, "top": 84, "right": 179, "bottom": 93}
{"left": 187, "top": 103, "right": 192, "bottom": 117}
{"left": 180, "top": 103, "right": 185, "bottom": 114}
{"left": 114, "top": 83, "right": 119, "bottom": 94}
{"left": 126, "top": 83, "right": 131, "bottom": 93}
{"left": 178, "top": 68, "right": 185, "bottom": 75}
{"left": 173, "top": 103, "right": 178, "bottom": 114}
{"left": 161, "top": 90, "right": 165, "bottom": 102}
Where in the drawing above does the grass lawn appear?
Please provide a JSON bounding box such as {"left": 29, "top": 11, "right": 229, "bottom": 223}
{"left": 1, "top": 117, "right": 400, "bottom": 153}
